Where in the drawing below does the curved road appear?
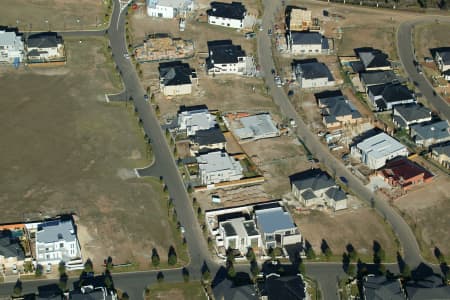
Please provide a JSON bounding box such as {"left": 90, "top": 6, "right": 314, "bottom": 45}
{"left": 258, "top": 0, "right": 423, "bottom": 266}
{"left": 397, "top": 17, "right": 450, "bottom": 120}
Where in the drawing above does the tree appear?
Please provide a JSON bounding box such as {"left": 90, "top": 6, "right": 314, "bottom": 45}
{"left": 84, "top": 259, "right": 93, "bottom": 273}
{"left": 182, "top": 267, "right": 190, "bottom": 282}
{"left": 23, "top": 261, "right": 33, "bottom": 273}
{"left": 58, "top": 261, "right": 66, "bottom": 276}
{"left": 401, "top": 264, "right": 411, "bottom": 279}
{"left": 306, "top": 247, "right": 316, "bottom": 259}
{"left": 12, "top": 279, "right": 22, "bottom": 297}
{"left": 151, "top": 248, "right": 160, "bottom": 267}
{"left": 250, "top": 260, "right": 260, "bottom": 279}
{"left": 346, "top": 244, "right": 358, "bottom": 261}
{"left": 226, "top": 248, "right": 235, "bottom": 264}
{"left": 35, "top": 264, "right": 43, "bottom": 277}
{"left": 246, "top": 248, "right": 256, "bottom": 262}
{"left": 105, "top": 256, "right": 113, "bottom": 271}
{"left": 226, "top": 259, "right": 236, "bottom": 279}
{"left": 168, "top": 246, "right": 177, "bottom": 266}
{"left": 298, "top": 261, "right": 306, "bottom": 275}
{"left": 347, "top": 264, "right": 356, "bottom": 278}
{"left": 324, "top": 247, "right": 333, "bottom": 259}
{"left": 156, "top": 271, "right": 164, "bottom": 283}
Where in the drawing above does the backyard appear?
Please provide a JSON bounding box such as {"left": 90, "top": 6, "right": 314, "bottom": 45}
{"left": 0, "top": 37, "right": 181, "bottom": 270}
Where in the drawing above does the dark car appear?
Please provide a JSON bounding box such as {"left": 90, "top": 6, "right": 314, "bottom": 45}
{"left": 340, "top": 176, "right": 348, "bottom": 185}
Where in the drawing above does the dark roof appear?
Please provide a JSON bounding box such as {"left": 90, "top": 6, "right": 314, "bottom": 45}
{"left": 394, "top": 103, "right": 431, "bottom": 122}
{"left": 192, "top": 127, "right": 226, "bottom": 146}
{"left": 360, "top": 70, "right": 397, "bottom": 86}
{"left": 411, "top": 120, "right": 450, "bottom": 141}
{"left": 435, "top": 48, "right": 450, "bottom": 65}
{"left": 207, "top": 2, "right": 246, "bottom": 20}
{"left": 159, "top": 61, "right": 193, "bottom": 86}
{"left": 212, "top": 269, "right": 258, "bottom": 300}
{"left": 405, "top": 275, "right": 450, "bottom": 300}
{"left": 382, "top": 157, "right": 433, "bottom": 182}
{"left": 432, "top": 143, "right": 450, "bottom": 157}
{"left": 222, "top": 222, "right": 237, "bottom": 236}
{"left": 206, "top": 40, "right": 246, "bottom": 66}
{"left": 319, "top": 93, "right": 362, "bottom": 122}
{"left": 178, "top": 104, "right": 209, "bottom": 113}
{"left": 27, "top": 32, "right": 62, "bottom": 48}
{"left": 301, "top": 189, "right": 316, "bottom": 200}
{"left": 290, "top": 169, "right": 335, "bottom": 192}
{"left": 355, "top": 47, "right": 391, "bottom": 69}
{"left": 324, "top": 187, "right": 346, "bottom": 201}
{"left": 363, "top": 276, "right": 405, "bottom": 300}
{"left": 243, "top": 221, "right": 259, "bottom": 236}
{"left": 259, "top": 274, "right": 306, "bottom": 300}
{"left": 368, "top": 83, "right": 414, "bottom": 103}
{"left": 291, "top": 31, "right": 322, "bottom": 45}
{"left": 294, "top": 61, "right": 334, "bottom": 80}
{"left": 0, "top": 230, "right": 26, "bottom": 260}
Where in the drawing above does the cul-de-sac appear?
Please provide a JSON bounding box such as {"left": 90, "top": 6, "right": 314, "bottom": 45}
{"left": 0, "top": 0, "right": 449, "bottom": 299}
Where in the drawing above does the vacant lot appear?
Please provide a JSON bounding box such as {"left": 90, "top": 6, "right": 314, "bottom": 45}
{"left": 0, "top": 0, "right": 108, "bottom": 31}
{"left": 414, "top": 22, "right": 450, "bottom": 60}
{"left": 145, "top": 282, "right": 208, "bottom": 300}
{"left": 294, "top": 207, "right": 399, "bottom": 262}
{"left": 0, "top": 37, "right": 181, "bottom": 270}
{"left": 241, "top": 136, "right": 311, "bottom": 198}
{"left": 394, "top": 175, "right": 450, "bottom": 261}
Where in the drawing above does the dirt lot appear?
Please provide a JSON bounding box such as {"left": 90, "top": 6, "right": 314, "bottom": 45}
{"left": 294, "top": 206, "right": 399, "bottom": 262}
{"left": 394, "top": 175, "right": 450, "bottom": 261}
{"left": 241, "top": 136, "right": 311, "bottom": 197}
{"left": 145, "top": 282, "right": 207, "bottom": 300}
{"left": 0, "top": 0, "right": 107, "bottom": 31}
{"left": 0, "top": 37, "right": 180, "bottom": 270}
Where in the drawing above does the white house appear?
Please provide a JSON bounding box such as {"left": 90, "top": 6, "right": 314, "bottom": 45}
{"left": 35, "top": 219, "right": 81, "bottom": 265}
{"left": 290, "top": 168, "right": 347, "bottom": 211}
{"left": 205, "top": 40, "right": 254, "bottom": 75}
{"left": 177, "top": 105, "right": 217, "bottom": 136}
{"left": 293, "top": 59, "right": 335, "bottom": 89}
{"left": 254, "top": 204, "right": 301, "bottom": 249}
{"left": 367, "top": 83, "right": 415, "bottom": 111}
{"left": 351, "top": 132, "right": 408, "bottom": 169}
{"left": 197, "top": 151, "right": 243, "bottom": 185}
{"left": 233, "top": 114, "right": 280, "bottom": 141}
{"left": 289, "top": 31, "right": 329, "bottom": 55}
{"left": 219, "top": 217, "right": 261, "bottom": 253}
{"left": 146, "top": 0, "right": 194, "bottom": 19}
{"left": 0, "top": 29, "right": 25, "bottom": 63}
{"left": 27, "top": 32, "right": 65, "bottom": 62}
{"left": 434, "top": 48, "right": 450, "bottom": 73}
{"left": 207, "top": 2, "right": 246, "bottom": 29}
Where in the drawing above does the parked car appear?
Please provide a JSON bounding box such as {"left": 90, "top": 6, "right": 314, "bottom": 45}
{"left": 275, "top": 76, "right": 282, "bottom": 87}
{"left": 123, "top": 53, "right": 130, "bottom": 59}
{"left": 340, "top": 176, "right": 348, "bottom": 185}
{"left": 144, "top": 94, "right": 149, "bottom": 101}
{"left": 245, "top": 32, "right": 256, "bottom": 39}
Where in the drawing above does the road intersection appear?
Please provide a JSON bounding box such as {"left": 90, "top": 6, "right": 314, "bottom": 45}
{"left": 1, "top": 1, "right": 448, "bottom": 299}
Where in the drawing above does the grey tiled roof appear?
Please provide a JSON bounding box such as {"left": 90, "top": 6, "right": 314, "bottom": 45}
{"left": 363, "top": 276, "right": 405, "bottom": 300}
{"left": 394, "top": 103, "right": 431, "bottom": 122}
{"left": 159, "top": 61, "right": 194, "bottom": 86}
{"left": 411, "top": 120, "right": 450, "bottom": 141}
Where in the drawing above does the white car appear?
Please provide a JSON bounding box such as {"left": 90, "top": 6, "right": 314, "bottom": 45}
{"left": 123, "top": 53, "right": 130, "bottom": 59}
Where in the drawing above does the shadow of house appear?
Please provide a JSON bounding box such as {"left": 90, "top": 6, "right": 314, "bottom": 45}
{"left": 212, "top": 267, "right": 257, "bottom": 300}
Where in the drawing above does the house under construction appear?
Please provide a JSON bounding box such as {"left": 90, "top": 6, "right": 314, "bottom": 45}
{"left": 134, "top": 33, "right": 194, "bottom": 62}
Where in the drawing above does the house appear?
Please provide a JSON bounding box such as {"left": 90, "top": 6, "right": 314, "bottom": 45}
{"left": 367, "top": 83, "right": 415, "bottom": 111}
{"left": 288, "top": 8, "right": 312, "bottom": 31}
{"left": 197, "top": 151, "right": 243, "bottom": 185}
{"left": 433, "top": 47, "right": 450, "bottom": 73}
{"left": 410, "top": 120, "right": 450, "bottom": 147}
{"left": 177, "top": 105, "right": 217, "bottom": 136}
{"left": 378, "top": 157, "right": 433, "bottom": 191}
{"left": 191, "top": 126, "right": 226, "bottom": 154}
{"left": 218, "top": 217, "right": 261, "bottom": 253}
{"left": 258, "top": 273, "right": 307, "bottom": 300}
{"left": 207, "top": 2, "right": 246, "bottom": 29}
{"left": 351, "top": 132, "right": 408, "bottom": 169}
{"left": 404, "top": 274, "right": 450, "bottom": 300}
{"left": 27, "top": 32, "right": 65, "bottom": 62}
{"left": 289, "top": 31, "right": 329, "bottom": 55}
{"left": 443, "top": 69, "right": 450, "bottom": 81}
{"left": 293, "top": 59, "right": 335, "bottom": 89}
{"left": 362, "top": 275, "right": 406, "bottom": 300}
{"left": 70, "top": 286, "right": 117, "bottom": 300}
{"left": 213, "top": 270, "right": 258, "bottom": 300}
{"left": 254, "top": 203, "right": 301, "bottom": 249}
{"left": 359, "top": 70, "right": 397, "bottom": 92}
{"left": 315, "top": 90, "right": 362, "bottom": 130}
{"left": 159, "top": 61, "right": 197, "bottom": 96}
{"left": 35, "top": 219, "right": 81, "bottom": 265}
{"left": 0, "top": 28, "right": 25, "bottom": 63}
{"left": 431, "top": 143, "right": 450, "bottom": 169}
{"left": 290, "top": 168, "right": 348, "bottom": 211}
{"left": 392, "top": 103, "right": 432, "bottom": 129}
{"left": 146, "top": 0, "right": 193, "bottom": 19}
{"left": 0, "top": 229, "right": 26, "bottom": 270}
{"left": 355, "top": 47, "right": 391, "bottom": 71}
{"left": 205, "top": 40, "right": 254, "bottom": 75}
{"left": 233, "top": 113, "right": 280, "bottom": 141}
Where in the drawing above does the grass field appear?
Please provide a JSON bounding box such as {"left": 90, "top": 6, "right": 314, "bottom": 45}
{"left": 0, "top": 37, "right": 181, "bottom": 270}
{"left": 294, "top": 207, "right": 399, "bottom": 263}
{"left": 145, "top": 281, "right": 208, "bottom": 300}
{"left": 414, "top": 22, "right": 450, "bottom": 60}
{"left": 0, "top": 0, "right": 109, "bottom": 31}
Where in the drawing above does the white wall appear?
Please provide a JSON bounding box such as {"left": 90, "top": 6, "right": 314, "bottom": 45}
{"left": 208, "top": 16, "right": 243, "bottom": 29}
{"left": 208, "top": 59, "right": 247, "bottom": 75}
{"left": 300, "top": 77, "right": 334, "bottom": 89}
{"left": 147, "top": 5, "right": 176, "bottom": 18}
{"left": 291, "top": 44, "right": 322, "bottom": 55}
{"left": 162, "top": 83, "right": 192, "bottom": 96}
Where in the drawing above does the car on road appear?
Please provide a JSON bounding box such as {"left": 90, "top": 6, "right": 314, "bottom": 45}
{"left": 123, "top": 53, "right": 130, "bottom": 59}
{"left": 144, "top": 94, "right": 149, "bottom": 101}
{"left": 268, "top": 28, "right": 272, "bottom": 36}
{"left": 288, "top": 90, "right": 294, "bottom": 97}
{"left": 245, "top": 32, "right": 256, "bottom": 39}
{"left": 274, "top": 76, "right": 282, "bottom": 87}
{"left": 340, "top": 176, "right": 348, "bottom": 185}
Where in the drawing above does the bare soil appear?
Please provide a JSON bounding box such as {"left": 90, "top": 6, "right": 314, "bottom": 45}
{"left": 0, "top": 37, "right": 178, "bottom": 270}
{"left": 0, "top": 0, "right": 107, "bottom": 31}
{"left": 294, "top": 206, "right": 399, "bottom": 262}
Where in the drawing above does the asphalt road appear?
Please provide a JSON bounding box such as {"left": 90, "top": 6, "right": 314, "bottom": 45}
{"left": 257, "top": 1, "right": 426, "bottom": 297}
{"left": 397, "top": 17, "right": 450, "bottom": 120}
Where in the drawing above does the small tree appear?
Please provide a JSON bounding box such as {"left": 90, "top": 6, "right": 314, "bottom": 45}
{"left": 306, "top": 247, "right": 316, "bottom": 259}
{"left": 227, "top": 260, "right": 236, "bottom": 279}
{"left": 156, "top": 271, "right": 164, "bottom": 283}
{"left": 324, "top": 247, "right": 333, "bottom": 259}
{"left": 182, "top": 267, "right": 190, "bottom": 282}
{"left": 246, "top": 248, "right": 256, "bottom": 262}
{"left": 298, "top": 261, "right": 306, "bottom": 275}
{"left": 84, "top": 259, "right": 94, "bottom": 273}
{"left": 105, "top": 256, "right": 113, "bottom": 271}
{"left": 58, "top": 261, "right": 66, "bottom": 276}
{"left": 35, "top": 264, "right": 43, "bottom": 277}
{"left": 168, "top": 246, "right": 177, "bottom": 266}
{"left": 250, "top": 260, "right": 260, "bottom": 279}
{"left": 402, "top": 264, "right": 411, "bottom": 279}
{"left": 12, "top": 279, "right": 22, "bottom": 297}
{"left": 347, "top": 264, "right": 356, "bottom": 278}
{"left": 151, "top": 248, "right": 160, "bottom": 267}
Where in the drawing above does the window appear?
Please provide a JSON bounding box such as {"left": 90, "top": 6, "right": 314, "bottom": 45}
{"left": 60, "top": 243, "right": 64, "bottom": 248}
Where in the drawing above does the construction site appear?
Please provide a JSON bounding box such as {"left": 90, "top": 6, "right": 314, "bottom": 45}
{"left": 134, "top": 33, "right": 194, "bottom": 62}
